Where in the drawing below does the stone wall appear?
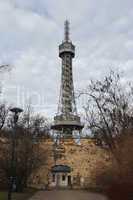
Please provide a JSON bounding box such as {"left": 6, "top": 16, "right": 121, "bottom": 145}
{"left": 29, "top": 138, "right": 111, "bottom": 189}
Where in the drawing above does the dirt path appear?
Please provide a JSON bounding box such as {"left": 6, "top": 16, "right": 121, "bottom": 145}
{"left": 29, "top": 190, "right": 108, "bottom": 200}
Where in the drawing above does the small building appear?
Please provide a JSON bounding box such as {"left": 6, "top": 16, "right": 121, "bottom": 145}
{"left": 50, "top": 165, "right": 72, "bottom": 188}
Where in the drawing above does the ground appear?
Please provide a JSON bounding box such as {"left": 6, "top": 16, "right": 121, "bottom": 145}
{"left": 29, "top": 190, "right": 108, "bottom": 200}
{"left": 0, "top": 188, "right": 36, "bottom": 200}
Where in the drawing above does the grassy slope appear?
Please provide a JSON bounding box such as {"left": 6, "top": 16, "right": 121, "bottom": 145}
{"left": 0, "top": 188, "right": 37, "bottom": 200}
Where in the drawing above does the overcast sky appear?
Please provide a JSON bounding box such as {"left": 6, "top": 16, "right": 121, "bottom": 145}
{"left": 0, "top": 0, "right": 133, "bottom": 118}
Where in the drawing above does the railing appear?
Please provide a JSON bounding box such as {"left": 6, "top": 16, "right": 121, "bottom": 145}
{"left": 59, "top": 42, "right": 75, "bottom": 55}
{"left": 54, "top": 114, "right": 81, "bottom": 122}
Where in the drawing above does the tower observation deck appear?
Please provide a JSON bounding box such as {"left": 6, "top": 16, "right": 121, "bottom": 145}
{"left": 51, "top": 20, "right": 83, "bottom": 136}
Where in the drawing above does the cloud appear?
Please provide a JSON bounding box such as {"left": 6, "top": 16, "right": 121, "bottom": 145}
{"left": 0, "top": 0, "right": 133, "bottom": 118}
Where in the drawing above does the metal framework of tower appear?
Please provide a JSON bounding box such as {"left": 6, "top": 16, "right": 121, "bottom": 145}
{"left": 51, "top": 20, "right": 83, "bottom": 137}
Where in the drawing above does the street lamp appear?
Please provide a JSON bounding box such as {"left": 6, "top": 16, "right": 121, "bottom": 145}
{"left": 8, "top": 107, "right": 23, "bottom": 200}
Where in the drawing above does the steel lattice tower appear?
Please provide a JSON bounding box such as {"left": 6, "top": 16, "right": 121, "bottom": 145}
{"left": 51, "top": 20, "right": 83, "bottom": 137}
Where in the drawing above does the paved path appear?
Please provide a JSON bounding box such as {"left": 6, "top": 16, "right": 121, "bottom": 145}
{"left": 29, "top": 190, "right": 108, "bottom": 200}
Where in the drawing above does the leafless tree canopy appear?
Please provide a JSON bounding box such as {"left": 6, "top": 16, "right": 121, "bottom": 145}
{"left": 0, "top": 104, "right": 9, "bottom": 131}
{"left": 82, "top": 71, "right": 133, "bottom": 155}
{"left": 0, "top": 105, "right": 50, "bottom": 191}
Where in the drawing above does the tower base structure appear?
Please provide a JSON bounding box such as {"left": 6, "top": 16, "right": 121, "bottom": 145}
{"left": 51, "top": 114, "right": 83, "bottom": 137}
{"left": 52, "top": 114, "right": 83, "bottom": 130}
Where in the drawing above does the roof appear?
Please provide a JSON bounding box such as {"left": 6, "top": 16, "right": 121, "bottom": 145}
{"left": 51, "top": 165, "right": 71, "bottom": 173}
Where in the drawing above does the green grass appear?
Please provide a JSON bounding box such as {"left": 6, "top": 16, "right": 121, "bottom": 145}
{"left": 0, "top": 188, "right": 37, "bottom": 200}
{"left": 0, "top": 192, "right": 6, "bottom": 199}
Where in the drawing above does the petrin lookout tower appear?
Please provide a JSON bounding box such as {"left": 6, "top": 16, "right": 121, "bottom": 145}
{"left": 51, "top": 20, "right": 83, "bottom": 137}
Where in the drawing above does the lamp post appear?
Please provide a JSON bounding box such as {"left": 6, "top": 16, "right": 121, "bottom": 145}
{"left": 8, "top": 107, "right": 23, "bottom": 200}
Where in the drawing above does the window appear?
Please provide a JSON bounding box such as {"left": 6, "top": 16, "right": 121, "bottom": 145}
{"left": 62, "top": 175, "right": 66, "bottom": 181}
{"left": 52, "top": 174, "right": 55, "bottom": 182}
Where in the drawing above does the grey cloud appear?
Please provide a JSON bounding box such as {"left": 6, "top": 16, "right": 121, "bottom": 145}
{"left": 0, "top": 0, "right": 133, "bottom": 118}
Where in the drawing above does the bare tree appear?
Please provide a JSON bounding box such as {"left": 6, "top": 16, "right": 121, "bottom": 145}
{"left": 0, "top": 130, "right": 47, "bottom": 191}
{"left": 0, "top": 104, "right": 9, "bottom": 131}
{"left": 15, "top": 127, "right": 47, "bottom": 191}
{"left": 0, "top": 106, "right": 49, "bottom": 191}
{"left": 0, "top": 64, "right": 11, "bottom": 132}
{"left": 82, "top": 71, "right": 133, "bottom": 159}
{"left": 19, "top": 105, "right": 50, "bottom": 140}
{"left": 0, "top": 64, "right": 11, "bottom": 94}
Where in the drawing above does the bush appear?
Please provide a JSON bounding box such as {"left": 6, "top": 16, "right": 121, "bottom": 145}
{"left": 93, "top": 132, "right": 133, "bottom": 199}
{"left": 107, "top": 183, "right": 133, "bottom": 200}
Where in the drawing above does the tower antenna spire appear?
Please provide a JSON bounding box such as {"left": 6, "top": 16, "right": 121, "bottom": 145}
{"left": 64, "top": 20, "right": 70, "bottom": 42}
